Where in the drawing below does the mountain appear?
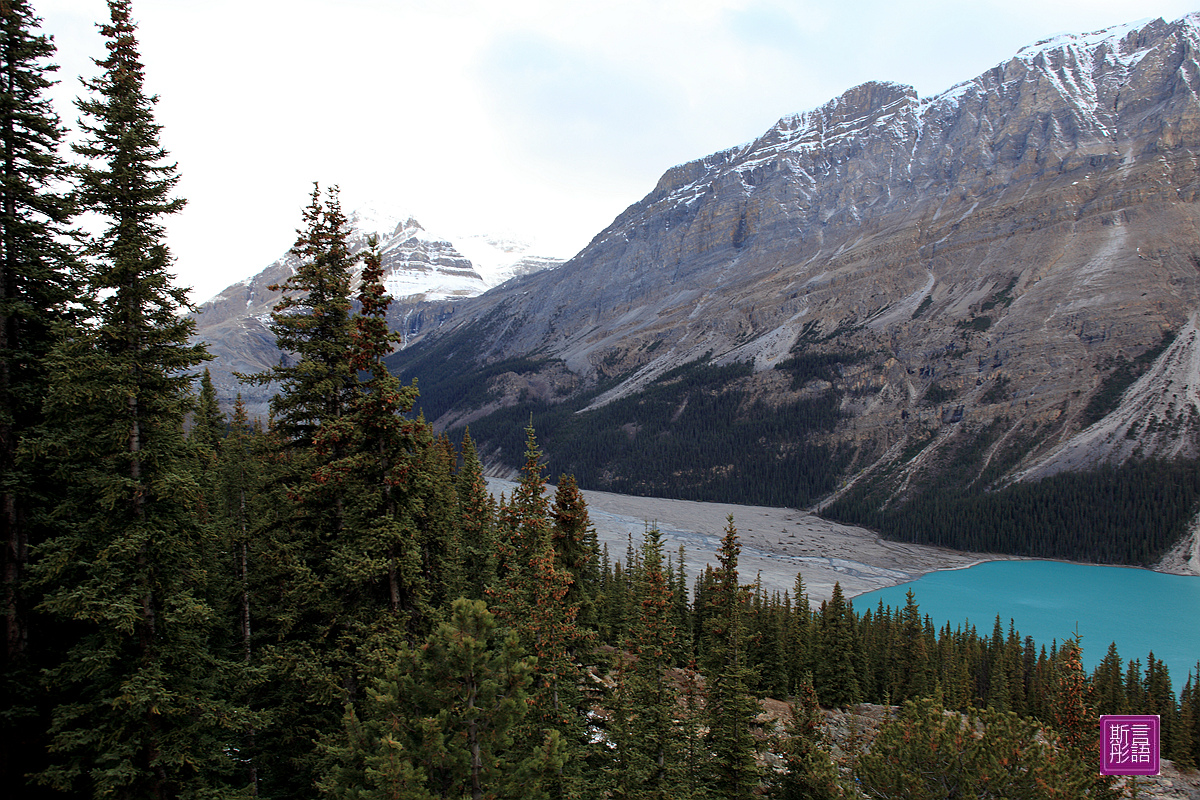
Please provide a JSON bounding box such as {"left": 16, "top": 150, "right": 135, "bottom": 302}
{"left": 386, "top": 13, "right": 1200, "bottom": 564}
{"left": 192, "top": 209, "right": 563, "bottom": 417}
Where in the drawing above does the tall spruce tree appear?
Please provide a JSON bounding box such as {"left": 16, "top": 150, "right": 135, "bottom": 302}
{"left": 551, "top": 474, "right": 599, "bottom": 624}
{"left": 606, "top": 525, "right": 684, "bottom": 800}
{"left": 493, "top": 424, "right": 588, "bottom": 798}
{"left": 244, "top": 208, "right": 418, "bottom": 796}
{"left": 0, "top": 0, "right": 80, "bottom": 792}
{"left": 629, "top": 525, "right": 684, "bottom": 798}
{"left": 249, "top": 183, "right": 357, "bottom": 451}
{"left": 703, "top": 516, "right": 761, "bottom": 799}
{"left": 214, "top": 394, "right": 267, "bottom": 794}
{"left": 323, "top": 235, "right": 429, "bottom": 660}
{"left": 321, "top": 598, "right": 562, "bottom": 800}
{"left": 35, "top": 2, "right": 237, "bottom": 797}
{"left": 1053, "top": 636, "right": 1120, "bottom": 800}
{"left": 456, "top": 428, "right": 496, "bottom": 601}
{"left": 814, "top": 582, "right": 860, "bottom": 707}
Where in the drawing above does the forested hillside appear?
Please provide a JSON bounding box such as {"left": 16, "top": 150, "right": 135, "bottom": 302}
{"left": 3, "top": 3, "right": 1199, "bottom": 798}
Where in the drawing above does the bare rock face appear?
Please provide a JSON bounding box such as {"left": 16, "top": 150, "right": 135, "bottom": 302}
{"left": 395, "top": 13, "right": 1200, "bottom": 499}
{"left": 192, "top": 212, "right": 562, "bottom": 418}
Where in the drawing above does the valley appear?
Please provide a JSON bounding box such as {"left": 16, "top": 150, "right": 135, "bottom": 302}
{"left": 489, "top": 477, "right": 1200, "bottom": 604}
{"left": 489, "top": 477, "right": 992, "bottom": 603}
{"left": 194, "top": 13, "right": 1200, "bottom": 570}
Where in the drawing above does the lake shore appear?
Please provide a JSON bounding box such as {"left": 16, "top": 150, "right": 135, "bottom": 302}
{"left": 488, "top": 478, "right": 1200, "bottom": 603}
{"left": 487, "top": 479, "right": 1007, "bottom": 604}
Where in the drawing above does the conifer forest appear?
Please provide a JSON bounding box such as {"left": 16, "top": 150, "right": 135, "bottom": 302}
{"left": 3, "top": 2, "right": 1200, "bottom": 798}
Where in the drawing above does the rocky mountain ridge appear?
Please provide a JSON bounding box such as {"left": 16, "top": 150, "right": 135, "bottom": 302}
{"left": 386, "top": 12, "right": 1200, "bottom": 529}
{"left": 192, "top": 211, "right": 563, "bottom": 417}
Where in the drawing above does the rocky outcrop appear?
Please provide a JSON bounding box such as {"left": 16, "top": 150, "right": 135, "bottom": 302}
{"left": 392, "top": 13, "right": 1200, "bottom": 500}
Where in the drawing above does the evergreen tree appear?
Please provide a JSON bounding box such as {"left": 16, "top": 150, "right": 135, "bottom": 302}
{"left": 214, "top": 394, "right": 269, "bottom": 793}
{"left": 187, "top": 368, "right": 224, "bottom": 534}
{"left": 1176, "top": 670, "right": 1197, "bottom": 769}
{"left": 671, "top": 544, "right": 694, "bottom": 663}
{"left": 1053, "top": 636, "right": 1120, "bottom": 800}
{"left": 771, "top": 674, "right": 842, "bottom": 800}
{"left": 322, "top": 598, "right": 563, "bottom": 800}
{"left": 551, "top": 474, "right": 599, "bottom": 626}
{"left": 410, "top": 431, "right": 461, "bottom": 611}
{"left": 456, "top": 428, "right": 496, "bottom": 601}
{"left": 786, "top": 574, "right": 812, "bottom": 695}
{"left": 492, "top": 423, "right": 590, "bottom": 797}
{"left": 189, "top": 368, "right": 224, "bottom": 454}
{"left": 895, "top": 590, "right": 931, "bottom": 702}
{"left": 813, "top": 583, "right": 860, "bottom": 707}
{"left": 1092, "top": 642, "right": 1127, "bottom": 715}
{"left": 0, "top": 0, "right": 81, "bottom": 791}
{"left": 1143, "top": 652, "right": 1177, "bottom": 756}
{"left": 1172, "top": 672, "right": 1195, "bottom": 769}
{"left": 248, "top": 183, "right": 357, "bottom": 451}
{"left": 236, "top": 191, "right": 380, "bottom": 796}
{"left": 703, "top": 516, "right": 760, "bottom": 799}
{"left": 35, "top": 2, "right": 238, "bottom": 796}
{"left": 856, "top": 698, "right": 1094, "bottom": 799}
{"left": 621, "top": 525, "right": 684, "bottom": 799}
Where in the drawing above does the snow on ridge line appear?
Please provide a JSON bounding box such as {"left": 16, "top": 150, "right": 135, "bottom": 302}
{"left": 1015, "top": 17, "right": 1154, "bottom": 60}
{"left": 652, "top": 13, "right": 1185, "bottom": 184}
{"left": 201, "top": 211, "right": 563, "bottom": 308}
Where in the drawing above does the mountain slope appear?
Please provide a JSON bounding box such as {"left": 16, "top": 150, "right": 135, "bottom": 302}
{"left": 386, "top": 13, "right": 1200, "bottom": 561}
{"left": 193, "top": 210, "right": 562, "bottom": 416}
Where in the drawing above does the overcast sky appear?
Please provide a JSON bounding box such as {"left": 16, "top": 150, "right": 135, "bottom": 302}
{"left": 39, "top": 0, "right": 1200, "bottom": 304}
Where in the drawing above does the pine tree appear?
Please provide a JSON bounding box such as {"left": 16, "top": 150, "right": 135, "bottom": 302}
{"left": 189, "top": 368, "right": 224, "bottom": 453}
{"left": 621, "top": 525, "right": 683, "bottom": 799}
{"left": 895, "top": 590, "right": 930, "bottom": 702}
{"left": 1053, "top": 636, "right": 1120, "bottom": 800}
{"left": 214, "top": 394, "right": 268, "bottom": 793}
{"left": 237, "top": 191, "right": 375, "bottom": 795}
{"left": 456, "top": 428, "right": 497, "bottom": 601}
{"left": 813, "top": 583, "right": 860, "bottom": 708}
{"left": 35, "top": 2, "right": 237, "bottom": 796}
{"left": 492, "top": 423, "right": 590, "bottom": 797}
{"left": 1092, "top": 642, "right": 1127, "bottom": 714}
{"left": 703, "top": 515, "right": 761, "bottom": 799}
{"left": 771, "top": 674, "right": 842, "bottom": 800}
{"left": 1144, "top": 652, "right": 1177, "bottom": 756}
{"left": 334, "top": 233, "right": 426, "bottom": 633}
{"left": 1176, "top": 670, "right": 1198, "bottom": 769}
{"left": 322, "top": 598, "right": 563, "bottom": 800}
{"left": 248, "top": 183, "right": 357, "bottom": 451}
{"left": 410, "top": 431, "right": 462, "bottom": 611}
{"left": 551, "top": 474, "right": 599, "bottom": 626}
{"left": 187, "top": 368, "right": 224, "bottom": 532}
{"left": 856, "top": 698, "right": 1095, "bottom": 799}
{"left": 0, "top": 1, "right": 81, "bottom": 791}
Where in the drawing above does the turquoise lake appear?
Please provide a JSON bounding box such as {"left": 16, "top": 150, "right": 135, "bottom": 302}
{"left": 854, "top": 560, "right": 1200, "bottom": 692}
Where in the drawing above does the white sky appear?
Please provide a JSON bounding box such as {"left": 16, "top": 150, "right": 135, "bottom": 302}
{"left": 39, "top": 0, "right": 1200, "bottom": 304}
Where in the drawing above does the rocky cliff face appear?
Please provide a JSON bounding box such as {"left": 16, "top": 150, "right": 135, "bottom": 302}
{"left": 192, "top": 211, "right": 562, "bottom": 418}
{"left": 391, "top": 13, "right": 1200, "bottom": 504}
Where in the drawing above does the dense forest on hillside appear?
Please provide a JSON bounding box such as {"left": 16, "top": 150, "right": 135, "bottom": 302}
{"left": 4, "top": 2, "right": 1200, "bottom": 798}
{"left": 824, "top": 429, "right": 1200, "bottom": 565}
{"left": 388, "top": 339, "right": 857, "bottom": 508}
{"left": 392, "top": 332, "right": 1200, "bottom": 567}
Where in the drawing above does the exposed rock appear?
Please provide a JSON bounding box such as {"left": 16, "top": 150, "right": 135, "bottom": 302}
{"left": 392, "top": 13, "right": 1200, "bottom": 508}
{"left": 191, "top": 212, "right": 562, "bottom": 419}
